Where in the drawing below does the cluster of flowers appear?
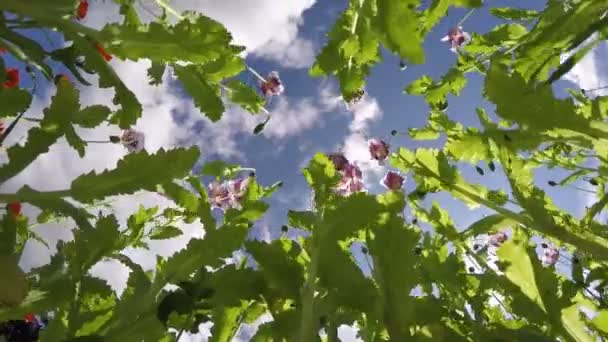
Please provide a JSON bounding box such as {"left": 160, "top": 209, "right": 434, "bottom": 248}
{"left": 326, "top": 138, "right": 406, "bottom": 197}
{"left": 208, "top": 177, "right": 250, "bottom": 211}
{"left": 476, "top": 231, "right": 561, "bottom": 267}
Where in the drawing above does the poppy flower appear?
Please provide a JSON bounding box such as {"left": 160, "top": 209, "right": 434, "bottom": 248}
{"left": 0, "top": 47, "right": 7, "bottom": 54}
{"left": 95, "top": 43, "right": 112, "bottom": 61}
{"left": 208, "top": 177, "right": 250, "bottom": 211}
{"left": 260, "top": 71, "right": 284, "bottom": 97}
{"left": 368, "top": 138, "right": 390, "bottom": 162}
{"left": 7, "top": 202, "right": 21, "bottom": 217}
{"left": 76, "top": 0, "right": 88, "bottom": 20}
{"left": 488, "top": 231, "right": 508, "bottom": 247}
{"left": 119, "top": 129, "right": 145, "bottom": 152}
{"left": 24, "top": 313, "right": 35, "bottom": 322}
{"left": 3, "top": 68, "right": 19, "bottom": 89}
{"left": 441, "top": 26, "right": 471, "bottom": 52}
{"left": 327, "top": 152, "right": 349, "bottom": 172}
{"left": 541, "top": 246, "right": 559, "bottom": 266}
{"left": 335, "top": 163, "right": 365, "bottom": 196}
{"left": 381, "top": 171, "right": 405, "bottom": 190}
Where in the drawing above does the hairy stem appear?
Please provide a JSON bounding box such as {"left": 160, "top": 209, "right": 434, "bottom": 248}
{"left": 0, "top": 189, "right": 72, "bottom": 203}
{"left": 297, "top": 223, "right": 323, "bottom": 342}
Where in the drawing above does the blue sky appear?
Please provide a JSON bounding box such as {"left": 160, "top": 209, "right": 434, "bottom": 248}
{"left": 2, "top": 0, "right": 608, "bottom": 340}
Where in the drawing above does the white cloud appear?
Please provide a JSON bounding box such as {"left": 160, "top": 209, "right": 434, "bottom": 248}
{"left": 254, "top": 37, "right": 316, "bottom": 69}
{"left": 263, "top": 97, "right": 324, "bottom": 139}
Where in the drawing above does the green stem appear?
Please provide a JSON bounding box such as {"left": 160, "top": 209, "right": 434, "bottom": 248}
{"left": 327, "top": 320, "right": 339, "bottom": 342}
{"left": 175, "top": 329, "right": 184, "bottom": 341}
{"left": 84, "top": 140, "right": 112, "bottom": 144}
{"left": 0, "top": 189, "right": 72, "bottom": 203}
{"left": 411, "top": 156, "right": 608, "bottom": 261}
{"left": 457, "top": 9, "right": 476, "bottom": 27}
{"left": 297, "top": 225, "right": 322, "bottom": 342}
{"left": 23, "top": 117, "right": 42, "bottom": 122}
{"left": 154, "top": 0, "right": 184, "bottom": 20}
{"left": 347, "top": 0, "right": 364, "bottom": 72}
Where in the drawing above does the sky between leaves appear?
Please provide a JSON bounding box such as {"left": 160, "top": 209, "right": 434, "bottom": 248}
{"left": 1, "top": 0, "right": 608, "bottom": 340}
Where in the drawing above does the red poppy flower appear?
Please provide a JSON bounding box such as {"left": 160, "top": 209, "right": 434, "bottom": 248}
{"left": 95, "top": 44, "right": 112, "bottom": 62}
{"left": 3, "top": 68, "right": 19, "bottom": 89}
{"left": 76, "top": 0, "right": 89, "bottom": 20}
{"left": 24, "top": 313, "right": 35, "bottom": 322}
{"left": 0, "top": 47, "right": 7, "bottom": 54}
{"left": 7, "top": 202, "right": 21, "bottom": 217}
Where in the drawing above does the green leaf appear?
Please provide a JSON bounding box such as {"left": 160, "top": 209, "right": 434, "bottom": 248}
{"left": 156, "top": 223, "right": 249, "bottom": 284}
{"left": 303, "top": 153, "right": 340, "bottom": 209}
{"left": 65, "top": 124, "right": 86, "bottom": 157}
{"left": 174, "top": 64, "right": 225, "bottom": 121}
{"left": 376, "top": 0, "right": 424, "bottom": 64}
{"left": 0, "top": 77, "right": 79, "bottom": 182}
{"left": 73, "top": 105, "right": 112, "bottom": 128}
{"left": 367, "top": 215, "right": 420, "bottom": 339}
{"left": 186, "top": 176, "right": 216, "bottom": 230}
{"left": 149, "top": 225, "right": 182, "bottom": 240}
{"left": 99, "top": 15, "right": 244, "bottom": 64}
{"left": 0, "top": 254, "right": 27, "bottom": 307}
{"left": 484, "top": 63, "right": 604, "bottom": 136}
{"left": 15, "top": 185, "right": 95, "bottom": 232}
{"left": 70, "top": 147, "right": 200, "bottom": 203}
{"left": 68, "top": 215, "right": 122, "bottom": 272}
{"left": 210, "top": 306, "right": 245, "bottom": 342}
{"left": 591, "top": 310, "right": 608, "bottom": 333}
{"left": 147, "top": 62, "right": 165, "bottom": 85}
{"left": 460, "top": 214, "right": 516, "bottom": 239}
{"left": 225, "top": 80, "right": 266, "bottom": 114}
{"left": 73, "top": 37, "right": 142, "bottom": 128}
{"left": 490, "top": 7, "right": 539, "bottom": 21}
{"left": 207, "top": 266, "right": 265, "bottom": 307}
{"left": 200, "top": 160, "right": 241, "bottom": 179}
{"left": 0, "top": 88, "right": 32, "bottom": 117}
{"left": 496, "top": 241, "right": 540, "bottom": 304}
{"left": 287, "top": 210, "right": 316, "bottom": 231}
{"left": 0, "top": 25, "right": 53, "bottom": 79}
{"left": 246, "top": 239, "right": 305, "bottom": 299}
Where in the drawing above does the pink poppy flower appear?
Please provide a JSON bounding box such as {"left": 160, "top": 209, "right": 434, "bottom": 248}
{"left": 335, "top": 163, "right": 365, "bottom": 196}
{"left": 227, "top": 177, "right": 250, "bottom": 209}
{"left": 208, "top": 178, "right": 250, "bottom": 211}
{"left": 120, "top": 128, "right": 145, "bottom": 152}
{"left": 327, "top": 152, "right": 349, "bottom": 172}
{"left": 260, "top": 71, "right": 284, "bottom": 97}
{"left": 368, "top": 138, "right": 390, "bottom": 162}
{"left": 542, "top": 247, "right": 559, "bottom": 266}
{"left": 488, "top": 231, "right": 508, "bottom": 247}
{"left": 441, "top": 26, "right": 471, "bottom": 52}
{"left": 381, "top": 171, "right": 405, "bottom": 190}
{"left": 208, "top": 181, "right": 232, "bottom": 210}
